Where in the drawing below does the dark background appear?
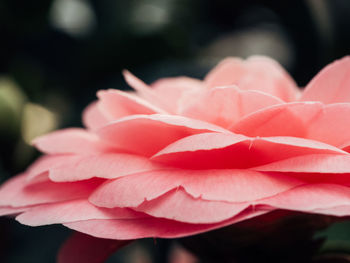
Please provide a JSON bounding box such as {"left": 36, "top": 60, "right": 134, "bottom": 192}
{"left": 1, "top": 0, "right": 350, "bottom": 262}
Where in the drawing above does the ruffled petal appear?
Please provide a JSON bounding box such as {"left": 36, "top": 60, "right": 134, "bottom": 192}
{"left": 97, "top": 114, "right": 229, "bottom": 156}
{"left": 32, "top": 128, "right": 113, "bottom": 155}
{"left": 82, "top": 102, "right": 109, "bottom": 130}
{"left": 89, "top": 169, "right": 302, "bottom": 207}
{"left": 151, "top": 76, "right": 204, "bottom": 112}
{"left": 305, "top": 104, "right": 350, "bottom": 148}
{"left": 300, "top": 56, "right": 350, "bottom": 104}
{"left": 135, "top": 189, "right": 248, "bottom": 224}
{"left": 27, "top": 153, "right": 161, "bottom": 182}
{"left": 97, "top": 89, "right": 166, "bottom": 120}
{"left": 0, "top": 206, "right": 28, "bottom": 216}
{"left": 123, "top": 70, "right": 173, "bottom": 112}
{"left": 205, "top": 56, "right": 299, "bottom": 101}
{"left": 262, "top": 184, "right": 350, "bottom": 217}
{"left": 0, "top": 174, "right": 102, "bottom": 207}
{"left": 152, "top": 133, "right": 345, "bottom": 169}
{"left": 232, "top": 102, "right": 323, "bottom": 137}
{"left": 180, "top": 86, "right": 283, "bottom": 128}
{"left": 64, "top": 208, "right": 269, "bottom": 240}
{"left": 16, "top": 199, "right": 145, "bottom": 226}
{"left": 254, "top": 154, "right": 350, "bottom": 173}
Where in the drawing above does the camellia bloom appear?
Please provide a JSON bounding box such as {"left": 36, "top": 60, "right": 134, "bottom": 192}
{"left": 2, "top": 56, "right": 350, "bottom": 262}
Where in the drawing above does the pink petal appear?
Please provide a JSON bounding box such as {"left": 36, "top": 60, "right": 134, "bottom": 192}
{"left": 313, "top": 205, "right": 350, "bottom": 217}
{"left": 152, "top": 133, "right": 345, "bottom": 169}
{"left": 232, "top": 102, "right": 323, "bottom": 137}
{"left": 135, "top": 189, "right": 249, "bottom": 224}
{"left": 64, "top": 208, "right": 269, "bottom": 240}
{"left": 27, "top": 153, "right": 161, "bottom": 182}
{"left": 16, "top": 199, "right": 145, "bottom": 226}
{"left": 58, "top": 232, "right": 132, "bottom": 263}
{"left": 255, "top": 154, "right": 350, "bottom": 173}
{"left": 97, "top": 89, "right": 166, "bottom": 120}
{"left": 205, "top": 56, "right": 299, "bottom": 101}
{"left": 233, "top": 102, "right": 350, "bottom": 149}
{"left": 32, "top": 128, "right": 113, "bottom": 155}
{"left": 123, "top": 70, "right": 173, "bottom": 112}
{"left": 26, "top": 155, "right": 73, "bottom": 182}
{"left": 82, "top": 102, "right": 109, "bottom": 130}
{"left": 180, "top": 86, "right": 284, "bottom": 128}
{"left": 0, "top": 174, "right": 102, "bottom": 207}
{"left": 89, "top": 169, "right": 302, "bottom": 207}
{"left": 305, "top": 104, "right": 350, "bottom": 148}
{"left": 279, "top": 172, "right": 350, "bottom": 185}
{"left": 97, "top": 114, "right": 229, "bottom": 156}
{"left": 151, "top": 76, "right": 204, "bottom": 112}
{"left": 261, "top": 184, "right": 350, "bottom": 217}
{"left": 0, "top": 206, "right": 28, "bottom": 216}
{"left": 300, "top": 56, "right": 350, "bottom": 104}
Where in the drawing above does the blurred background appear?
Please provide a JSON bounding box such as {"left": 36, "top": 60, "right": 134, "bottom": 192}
{"left": 1, "top": 0, "right": 350, "bottom": 262}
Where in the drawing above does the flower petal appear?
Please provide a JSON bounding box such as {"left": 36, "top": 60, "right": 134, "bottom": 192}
{"left": 0, "top": 174, "right": 102, "bottom": 207}
{"left": 232, "top": 102, "right": 323, "bottom": 137}
{"left": 180, "top": 86, "right": 284, "bottom": 128}
{"left": 255, "top": 154, "right": 350, "bottom": 173}
{"left": 16, "top": 199, "right": 145, "bottom": 226}
{"left": 32, "top": 128, "right": 113, "bottom": 155}
{"left": 300, "top": 56, "right": 350, "bottom": 104}
{"left": 64, "top": 208, "right": 269, "bottom": 240}
{"left": 27, "top": 153, "right": 161, "bottom": 182}
{"left": 205, "top": 56, "right": 299, "bottom": 101}
{"left": 97, "top": 114, "right": 229, "bottom": 156}
{"left": 123, "top": 70, "right": 173, "bottom": 112}
{"left": 89, "top": 169, "right": 302, "bottom": 207}
{"left": 152, "top": 133, "right": 345, "bottom": 169}
{"left": 262, "top": 184, "right": 350, "bottom": 217}
{"left": 0, "top": 206, "right": 27, "bottom": 216}
{"left": 82, "top": 102, "right": 109, "bottom": 130}
{"left": 305, "top": 104, "right": 350, "bottom": 148}
{"left": 97, "top": 89, "right": 166, "bottom": 120}
{"left": 151, "top": 76, "right": 204, "bottom": 112}
{"left": 135, "top": 189, "right": 249, "bottom": 224}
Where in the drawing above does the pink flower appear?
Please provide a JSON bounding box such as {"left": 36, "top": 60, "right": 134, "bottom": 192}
{"left": 2, "top": 55, "right": 350, "bottom": 261}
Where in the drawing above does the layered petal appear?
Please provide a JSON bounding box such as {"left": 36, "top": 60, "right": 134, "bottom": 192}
{"left": 254, "top": 154, "right": 350, "bottom": 174}
{"left": 233, "top": 102, "right": 350, "bottom": 149}
{"left": 135, "top": 189, "right": 248, "bottom": 224}
{"left": 305, "top": 104, "right": 350, "bottom": 149}
{"left": 16, "top": 199, "right": 145, "bottom": 226}
{"left": 262, "top": 184, "right": 350, "bottom": 217}
{"left": 89, "top": 169, "right": 303, "bottom": 207}
{"left": 27, "top": 153, "right": 161, "bottom": 182}
{"left": 232, "top": 102, "right": 323, "bottom": 137}
{"left": 180, "top": 86, "right": 284, "bottom": 128}
{"left": 64, "top": 208, "right": 269, "bottom": 240}
{"left": 32, "top": 128, "right": 113, "bottom": 155}
{"left": 151, "top": 76, "right": 204, "bottom": 112}
{"left": 205, "top": 56, "right": 299, "bottom": 101}
{"left": 97, "top": 89, "right": 166, "bottom": 120}
{"left": 98, "top": 114, "right": 229, "bottom": 156}
{"left": 0, "top": 174, "right": 102, "bottom": 207}
{"left": 300, "top": 56, "right": 350, "bottom": 104}
{"left": 152, "top": 133, "right": 345, "bottom": 169}
{"left": 123, "top": 70, "right": 174, "bottom": 112}
{"left": 82, "top": 102, "right": 109, "bottom": 130}
{"left": 0, "top": 206, "right": 28, "bottom": 216}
